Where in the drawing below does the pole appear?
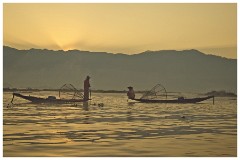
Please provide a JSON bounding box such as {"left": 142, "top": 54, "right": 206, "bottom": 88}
{"left": 89, "top": 89, "right": 91, "bottom": 100}
{"left": 11, "top": 93, "right": 15, "bottom": 103}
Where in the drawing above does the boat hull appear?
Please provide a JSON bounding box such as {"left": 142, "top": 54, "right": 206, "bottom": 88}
{"left": 132, "top": 96, "right": 214, "bottom": 104}
{"left": 12, "top": 93, "right": 87, "bottom": 104}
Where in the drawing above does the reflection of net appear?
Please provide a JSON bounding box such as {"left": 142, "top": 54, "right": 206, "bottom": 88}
{"left": 140, "top": 84, "right": 167, "bottom": 100}
{"left": 59, "top": 84, "right": 83, "bottom": 100}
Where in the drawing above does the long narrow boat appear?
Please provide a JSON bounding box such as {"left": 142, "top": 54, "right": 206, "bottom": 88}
{"left": 131, "top": 95, "right": 214, "bottom": 104}
{"left": 127, "top": 84, "right": 214, "bottom": 104}
{"left": 12, "top": 93, "right": 88, "bottom": 104}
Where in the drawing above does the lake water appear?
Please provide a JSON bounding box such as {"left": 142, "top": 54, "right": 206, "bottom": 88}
{"left": 3, "top": 91, "right": 237, "bottom": 157}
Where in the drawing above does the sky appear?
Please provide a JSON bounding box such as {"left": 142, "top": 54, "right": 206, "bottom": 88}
{"left": 3, "top": 3, "right": 237, "bottom": 58}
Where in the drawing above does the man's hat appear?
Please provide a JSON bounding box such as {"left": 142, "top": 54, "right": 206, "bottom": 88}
{"left": 87, "top": 76, "right": 90, "bottom": 79}
{"left": 127, "top": 86, "right": 133, "bottom": 89}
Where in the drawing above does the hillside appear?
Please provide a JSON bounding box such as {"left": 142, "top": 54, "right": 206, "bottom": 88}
{"left": 3, "top": 46, "right": 237, "bottom": 93}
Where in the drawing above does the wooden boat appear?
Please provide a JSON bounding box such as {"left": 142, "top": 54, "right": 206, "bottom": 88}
{"left": 131, "top": 95, "right": 214, "bottom": 104}
{"left": 11, "top": 93, "right": 88, "bottom": 104}
{"left": 128, "top": 84, "right": 214, "bottom": 104}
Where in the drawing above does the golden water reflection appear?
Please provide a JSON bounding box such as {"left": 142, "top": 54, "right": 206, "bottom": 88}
{"left": 3, "top": 92, "right": 237, "bottom": 156}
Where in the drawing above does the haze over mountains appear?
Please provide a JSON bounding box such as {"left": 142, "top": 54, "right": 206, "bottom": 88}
{"left": 3, "top": 46, "right": 237, "bottom": 93}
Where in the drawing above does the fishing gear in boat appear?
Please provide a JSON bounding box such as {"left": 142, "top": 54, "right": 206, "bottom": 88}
{"left": 10, "top": 84, "right": 87, "bottom": 104}
{"left": 129, "top": 84, "right": 214, "bottom": 104}
{"left": 59, "top": 83, "right": 84, "bottom": 100}
{"left": 140, "top": 84, "right": 167, "bottom": 100}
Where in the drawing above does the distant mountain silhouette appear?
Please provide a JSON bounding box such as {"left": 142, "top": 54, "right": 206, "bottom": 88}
{"left": 3, "top": 46, "right": 237, "bottom": 93}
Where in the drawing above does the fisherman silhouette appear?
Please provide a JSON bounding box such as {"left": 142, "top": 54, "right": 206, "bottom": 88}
{"left": 127, "top": 86, "right": 135, "bottom": 99}
{"left": 84, "top": 76, "right": 91, "bottom": 101}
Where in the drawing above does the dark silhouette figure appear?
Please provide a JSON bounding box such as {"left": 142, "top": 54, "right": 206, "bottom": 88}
{"left": 127, "top": 86, "right": 135, "bottom": 99}
{"left": 84, "top": 76, "right": 91, "bottom": 101}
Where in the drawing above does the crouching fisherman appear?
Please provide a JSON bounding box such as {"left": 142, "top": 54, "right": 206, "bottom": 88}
{"left": 127, "top": 86, "right": 135, "bottom": 100}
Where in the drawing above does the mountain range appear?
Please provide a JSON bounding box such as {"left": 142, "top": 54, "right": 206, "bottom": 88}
{"left": 3, "top": 46, "right": 237, "bottom": 93}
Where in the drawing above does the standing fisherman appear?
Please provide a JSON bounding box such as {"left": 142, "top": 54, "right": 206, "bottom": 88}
{"left": 84, "top": 76, "right": 91, "bottom": 101}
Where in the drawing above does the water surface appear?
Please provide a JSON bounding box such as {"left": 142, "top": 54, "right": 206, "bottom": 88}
{"left": 3, "top": 91, "right": 237, "bottom": 156}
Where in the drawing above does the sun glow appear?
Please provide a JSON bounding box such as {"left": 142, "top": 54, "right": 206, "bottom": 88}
{"left": 3, "top": 3, "right": 237, "bottom": 58}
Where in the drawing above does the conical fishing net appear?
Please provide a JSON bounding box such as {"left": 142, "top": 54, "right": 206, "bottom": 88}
{"left": 140, "top": 84, "right": 167, "bottom": 100}
{"left": 59, "top": 84, "right": 83, "bottom": 100}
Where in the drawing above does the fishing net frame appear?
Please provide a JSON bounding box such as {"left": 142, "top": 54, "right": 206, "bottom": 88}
{"left": 59, "top": 84, "right": 84, "bottom": 100}
{"left": 140, "top": 84, "right": 167, "bottom": 100}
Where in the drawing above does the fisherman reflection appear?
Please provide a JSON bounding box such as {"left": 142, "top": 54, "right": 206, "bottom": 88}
{"left": 83, "top": 101, "right": 89, "bottom": 111}
{"left": 127, "top": 102, "right": 135, "bottom": 106}
{"left": 126, "top": 110, "right": 133, "bottom": 121}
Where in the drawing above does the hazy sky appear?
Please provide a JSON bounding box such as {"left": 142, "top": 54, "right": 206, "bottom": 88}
{"left": 3, "top": 3, "right": 237, "bottom": 58}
